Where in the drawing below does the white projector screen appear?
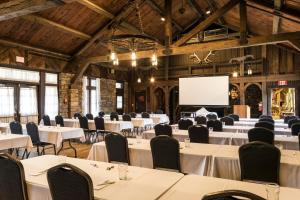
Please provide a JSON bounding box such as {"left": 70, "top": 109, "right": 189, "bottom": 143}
{"left": 179, "top": 76, "right": 229, "bottom": 106}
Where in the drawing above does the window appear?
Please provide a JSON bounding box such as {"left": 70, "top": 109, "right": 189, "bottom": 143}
{"left": 20, "top": 87, "right": 38, "bottom": 115}
{"left": 116, "top": 81, "right": 124, "bottom": 113}
{"left": 44, "top": 73, "right": 58, "bottom": 119}
{"left": 116, "top": 82, "right": 123, "bottom": 89}
{"left": 117, "top": 96, "right": 123, "bottom": 109}
{"left": 0, "top": 67, "right": 39, "bottom": 83}
{"left": 83, "top": 77, "right": 100, "bottom": 117}
{"left": 0, "top": 85, "right": 14, "bottom": 117}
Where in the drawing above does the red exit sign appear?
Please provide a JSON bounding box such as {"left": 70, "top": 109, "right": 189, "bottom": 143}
{"left": 278, "top": 80, "right": 288, "bottom": 86}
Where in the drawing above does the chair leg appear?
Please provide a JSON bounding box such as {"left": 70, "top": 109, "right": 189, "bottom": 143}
{"left": 53, "top": 144, "right": 57, "bottom": 155}
{"left": 37, "top": 146, "right": 40, "bottom": 156}
{"left": 68, "top": 139, "right": 77, "bottom": 158}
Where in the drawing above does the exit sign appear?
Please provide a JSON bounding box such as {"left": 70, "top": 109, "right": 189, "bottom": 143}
{"left": 278, "top": 80, "right": 288, "bottom": 86}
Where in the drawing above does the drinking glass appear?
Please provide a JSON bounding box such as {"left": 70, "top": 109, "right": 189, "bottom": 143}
{"left": 209, "top": 127, "right": 213, "bottom": 134}
{"left": 118, "top": 164, "right": 128, "bottom": 180}
{"left": 184, "top": 138, "right": 190, "bottom": 148}
{"left": 266, "top": 183, "right": 280, "bottom": 200}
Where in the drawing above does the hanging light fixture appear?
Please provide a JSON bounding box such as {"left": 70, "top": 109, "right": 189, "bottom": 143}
{"left": 113, "top": 58, "right": 119, "bottom": 66}
{"left": 131, "top": 51, "right": 137, "bottom": 61}
{"left": 110, "top": 51, "right": 116, "bottom": 61}
{"left": 232, "top": 70, "right": 238, "bottom": 78}
{"left": 151, "top": 52, "right": 158, "bottom": 66}
{"left": 150, "top": 76, "right": 155, "bottom": 83}
{"left": 132, "top": 60, "right": 137, "bottom": 67}
{"left": 137, "top": 77, "right": 141, "bottom": 83}
{"left": 247, "top": 65, "right": 253, "bottom": 75}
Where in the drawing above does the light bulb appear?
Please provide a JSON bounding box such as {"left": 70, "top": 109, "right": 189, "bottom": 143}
{"left": 131, "top": 51, "right": 137, "bottom": 61}
{"left": 206, "top": 10, "right": 211, "bottom": 15}
{"left": 232, "top": 71, "right": 238, "bottom": 78}
{"left": 151, "top": 53, "right": 157, "bottom": 62}
{"left": 161, "top": 17, "right": 165, "bottom": 21}
{"left": 110, "top": 51, "right": 116, "bottom": 61}
{"left": 150, "top": 76, "right": 155, "bottom": 83}
{"left": 113, "top": 58, "right": 119, "bottom": 66}
{"left": 132, "top": 60, "right": 137, "bottom": 67}
{"left": 152, "top": 60, "right": 158, "bottom": 66}
{"left": 247, "top": 68, "right": 252, "bottom": 75}
{"left": 137, "top": 78, "right": 141, "bottom": 83}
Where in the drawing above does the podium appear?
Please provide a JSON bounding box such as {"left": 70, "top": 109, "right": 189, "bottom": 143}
{"left": 233, "top": 105, "right": 250, "bottom": 118}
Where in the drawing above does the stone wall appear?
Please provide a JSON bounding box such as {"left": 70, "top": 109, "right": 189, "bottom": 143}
{"left": 100, "top": 78, "right": 116, "bottom": 113}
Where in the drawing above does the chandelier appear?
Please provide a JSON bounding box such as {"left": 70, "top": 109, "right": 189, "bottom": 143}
{"left": 108, "top": 0, "right": 159, "bottom": 68}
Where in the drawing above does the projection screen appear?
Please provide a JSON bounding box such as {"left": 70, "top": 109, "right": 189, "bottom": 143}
{"left": 179, "top": 76, "right": 229, "bottom": 106}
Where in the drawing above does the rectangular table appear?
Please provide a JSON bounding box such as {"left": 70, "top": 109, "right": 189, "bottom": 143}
{"left": 234, "top": 120, "right": 288, "bottom": 128}
{"left": 159, "top": 175, "right": 300, "bottom": 200}
{"left": 223, "top": 125, "right": 291, "bottom": 135}
{"left": 88, "top": 139, "right": 300, "bottom": 188}
{"left": 21, "top": 155, "right": 184, "bottom": 200}
{"left": 143, "top": 129, "right": 299, "bottom": 150}
{"left": 0, "top": 133, "right": 33, "bottom": 151}
{"left": 240, "top": 118, "right": 284, "bottom": 123}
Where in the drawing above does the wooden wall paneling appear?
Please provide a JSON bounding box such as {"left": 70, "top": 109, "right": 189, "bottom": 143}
{"left": 286, "top": 52, "right": 294, "bottom": 73}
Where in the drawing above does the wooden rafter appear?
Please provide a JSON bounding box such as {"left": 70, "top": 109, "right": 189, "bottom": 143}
{"left": 240, "top": 0, "right": 247, "bottom": 44}
{"left": 0, "top": 0, "right": 71, "bottom": 22}
{"left": 87, "top": 31, "right": 300, "bottom": 63}
{"left": 204, "top": 0, "right": 225, "bottom": 24}
{"left": 288, "top": 40, "right": 300, "bottom": 52}
{"left": 272, "top": 0, "right": 283, "bottom": 34}
{"left": 173, "top": 0, "right": 240, "bottom": 47}
{"left": 187, "top": 0, "right": 204, "bottom": 17}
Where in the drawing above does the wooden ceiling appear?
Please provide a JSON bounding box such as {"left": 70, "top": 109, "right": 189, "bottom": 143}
{"left": 0, "top": 0, "right": 299, "bottom": 60}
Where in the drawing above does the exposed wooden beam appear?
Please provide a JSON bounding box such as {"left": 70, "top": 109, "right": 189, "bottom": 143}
{"left": 204, "top": 0, "right": 225, "bottom": 25}
{"left": 70, "top": 61, "right": 90, "bottom": 87}
{"left": 0, "top": 0, "right": 70, "bottom": 22}
{"left": 272, "top": 0, "right": 283, "bottom": 34}
{"left": 87, "top": 31, "right": 300, "bottom": 63}
{"left": 187, "top": 0, "right": 204, "bottom": 17}
{"left": 288, "top": 40, "right": 300, "bottom": 52}
{"left": 21, "top": 14, "right": 91, "bottom": 40}
{"left": 173, "top": 0, "right": 240, "bottom": 47}
{"left": 145, "top": 0, "right": 183, "bottom": 31}
{"left": 240, "top": 0, "right": 247, "bottom": 44}
{"left": 75, "top": 0, "right": 114, "bottom": 19}
{"left": 0, "top": 38, "right": 71, "bottom": 60}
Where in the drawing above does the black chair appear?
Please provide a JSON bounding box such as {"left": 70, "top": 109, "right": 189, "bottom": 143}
{"left": 110, "top": 112, "right": 119, "bottom": 121}
{"left": 248, "top": 127, "right": 274, "bottom": 145}
{"left": 154, "top": 124, "right": 172, "bottom": 137}
{"left": 141, "top": 112, "right": 150, "bottom": 118}
{"left": 188, "top": 125, "right": 209, "bottom": 143}
{"left": 259, "top": 118, "right": 275, "bottom": 124}
{"left": 202, "top": 190, "right": 266, "bottom": 200}
{"left": 255, "top": 121, "right": 274, "bottom": 131}
{"left": 284, "top": 115, "right": 297, "bottom": 124}
{"left": 129, "top": 112, "right": 137, "bottom": 118}
{"left": 228, "top": 114, "right": 239, "bottom": 121}
{"left": 98, "top": 111, "right": 105, "bottom": 117}
{"left": 259, "top": 115, "right": 273, "bottom": 120}
{"left": 206, "top": 113, "right": 217, "bottom": 120}
{"left": 105, "top": 133, "right": 130, "bottom": 164}
{"left": 0, "top": 153, "right": 28, "bottom": 200}
{"left": 155, "top": 109, "right": 163, "bottom": 114}
{"left": 78, "top": 116, "right": 95, "bottom": 143}
{"left": 178, "top": 119, "right": 193, "bottom": 130}
{"left": 55, "top": 115, "right": 64, "bottom": 127}
{"left": 47, "top": 163, "right": 94, "bottom": 200}
{"left": 194, "top": 116, "right": 207, "bottom": 125}
{"left": 85, "top": 113, "right": 93, "bottom": 120}
{"left": 220, "top": 116, "right": 234, "bottom": 126}
{"left": 288, "top": 119, "right": 300, "bottom": 128}
{"left": 74, "top": 113, "right": 82, "bottom": 119}
{"left": 122, "top": 114, "right": 131, "bottom": 121}
{"left": 239, "top": 142, "right": 280, "bottom": 184}
{"left": 150, "top": 136, "right": 180, "bottom": 172}
{"left": 298, "top": 133, "right": 300, "bottom": 150}
{"left": 291, "top": 123, "right": 300, "bottom": 136}
{"left": 26, "top": 122, "right": 56, "bottom": 157}
{"left": 42, "top": 115, "right": 51, "bottom": 126}
{"left": 9, "top": 121, "right": 23, "bottom": 134}
{"left": 94, "top": 117, "right": 108, "bottom": 141}
{"left": 207, "top": 120, "right": 223, "bottom": 132}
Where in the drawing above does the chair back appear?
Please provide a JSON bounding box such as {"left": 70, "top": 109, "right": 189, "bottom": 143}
{"left": 220, "top": 116, "right": 234, "bottom": 125}
{"left": 150, "top": 136, "right": 180, "bottom": 172}
{"left": 74, "top": 113, "right": 82, "bottom": 119}
{"left": 154, "top": 124, "right": 172, "bottom": 137}
{"left": 78, "top": 116, "right": 89, "bottom": 130}
{"left": 288, "top": 119, "right": 300, "bottom": 128}
{"left": 141, "top": 112, "right": 150, "bottom": 118}
{"left": 110, "top": 112, "right": 119, "bottom": 121}
{"left": 259, "top": 118, "right": 274, "bottom": 124}
{"left": 188, "top": 125, "right": 209, "bottom": 143}
{"left": 202, "top": 190, "right": 266, "bottom": 200}
{"left": 55, "top": 115, "right": 64, "bottom": 127}
{"left": 194, "top": 116, "right": 207, "bottom": 125}
{"left": 94, "top": 117, "right": 105, "bottom": 131}
{"left": 85, "top": 113, "right": 93, "bottom": 120}
{"left": 105, "top": 133, "right": 130, "bottom": 164}
{"left": 155, "top": 109, "right": 163, "bottom": 114}
{"left": 228, "top": 114, "right": 239, "bottom": 121}
{"left": 0, "top": 153, "right": 28, "bottom": 200}
{"left": 9, "top": 121, "right": 23, "bottom": 134}
{"left": 291, "top": 123, "right": 300, "bottom": 136}
{"left": 47, "top": 164, "right": 93, "bottom": 200}
{"left": 98, "top": 112, "right": 105, "bottom": 117}
{"left": 26, "top": 122, "right": 40, "bottom": 144}
{"left": 129, "top": 112, "right": 137, "bottom": 118}
{"left": 178, "top": 119, "right": 193, "bottom": 130}
{"left": 284, "top": 115, "right": 297, "bottom": 124}
{"left": 239, "top": 142, "right": 280, "bottom": 184}
{"left": 43, "top": 115, "right": 51, "bottom": 126}
{"left": 248, "top": 127, "right": 274, "bottom": 145}
{"left": 259, "top": 115, "right": 273, "bottom": 120}
{"left": 255, "top": 121, "right": 274, "bottom": 131}
{"left": 207, "top": 120, "right": 223, "bottom": 132}
{"left": 122, "top": 114, "right": 131, "bottom": 121}
{"left": 206, "top": 113, "right": 217, "bottom": 120}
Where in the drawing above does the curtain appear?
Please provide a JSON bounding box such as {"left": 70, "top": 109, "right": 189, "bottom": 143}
{"left": 0, "top": 86, "right": 14, "bottom": 117}
{"left": 45, "top": 86, "right": 58, "bottom": 119}
{"left": 0, "top": 67, "right": 39, "bottom": 83}
{"left": 20, "top": 87, "right": 38, "bottom": 116}
{"left": 82, "top": 76, "right": 88, "bottom": 115}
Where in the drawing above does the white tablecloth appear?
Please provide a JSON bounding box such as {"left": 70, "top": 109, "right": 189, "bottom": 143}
{"left": 234, "top": 121, "right": 288, "bottom": 128}
{"left": 88, "top": 140, "right": 300, "bottom": 188}
{"left": 223, "top": 125, "right": 291, "bottom": 135}
{"left": 240, "top": 118, "right": 284, "bottom": 123}
{"left": 136, "top": 114, "right": 170, "bottom": 124}
{"left": 21, "top": 155, "right": 184, "bottom": 200}
{"left": 131, "top": 118, "right": 154, "bottom": 128}
{"left": 0, "top": 134, "right": 33, "bottom": 151}
{"left": 143, "top": 130, "right": 299, "bottom": 150}
{"left": 159, "top": 175, "right": 300, "bottom": 200}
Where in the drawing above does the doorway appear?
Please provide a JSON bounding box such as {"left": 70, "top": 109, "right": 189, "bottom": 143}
{"left": 169, "top": 86, "right": 179, "bottom": 124}
{"left": 271, "top": 88, "right": 296, "bottom": 119}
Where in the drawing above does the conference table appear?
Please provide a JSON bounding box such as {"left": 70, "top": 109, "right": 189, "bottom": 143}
{"left": 234, "top": 120, "right": 288, "bottom": 128}
{"left": 239, "top": 118, "right": 285, "bottom": 123}
{"left": 0, "top": 133, "right": 33, "bottom": 151}
{"left": 159, "top": 175, "right": 300, "bottom": 200}
{"left": 21, "top": 155, "right": 184, "bottom": 200}
{"left": 104, "top": 114, "right": 169, "bottom": 125}
{"left": 143, "top": 129, "right": 299, "bottom": 150}
{"left": 88, "top": 139, "right": 300, "bottom": 188}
